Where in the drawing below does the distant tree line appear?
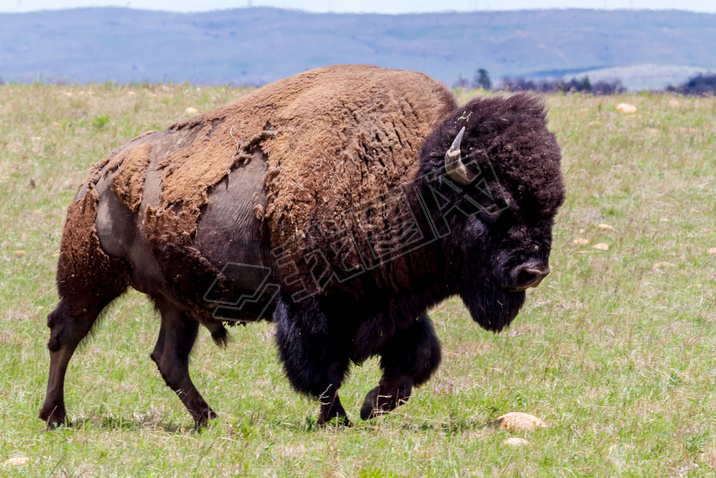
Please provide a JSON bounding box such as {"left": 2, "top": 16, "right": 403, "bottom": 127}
{"left": 456, "top": 69, "right": 716, "bottom": 95}
{"left": 500, "top": 76, "right": 625, "bottom": 95}
{"left": 667, "top": 73, "right": 716, "bottom": 95}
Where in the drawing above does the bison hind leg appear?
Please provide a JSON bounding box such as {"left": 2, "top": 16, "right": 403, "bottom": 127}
{"left": 361, "top": 312, "right": 442, "bottom": 421}
{"left": 40, "top": 289, "right": 127, "bottom": 429}
{"left": 150, "top": 296, "right": 216, "bottom": 428}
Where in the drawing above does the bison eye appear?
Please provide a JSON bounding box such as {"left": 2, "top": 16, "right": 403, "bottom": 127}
{"left": 482, "top": 203, "right": 499, "bottom": 215}
{"left": 476, "top": 197, "right": 501, "bottom": 217}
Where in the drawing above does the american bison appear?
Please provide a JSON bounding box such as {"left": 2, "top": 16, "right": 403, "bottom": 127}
{"left": 40, "top": 64, "right": 565, "bottom": 428}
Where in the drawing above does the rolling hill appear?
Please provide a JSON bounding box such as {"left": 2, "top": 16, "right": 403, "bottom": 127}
{"left": 0, "top": 7, "right": 714, "bottom": 89}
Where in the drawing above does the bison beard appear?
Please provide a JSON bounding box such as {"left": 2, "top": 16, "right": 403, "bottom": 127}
{"left": 460, "top": 286, "right": 526, "bottom": 332}
{"left": 40, "top": 65, "right": 564, "bottom": 429}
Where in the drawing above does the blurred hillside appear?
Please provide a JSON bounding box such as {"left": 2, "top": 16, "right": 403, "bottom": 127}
{"left": 1, "top": 7, "right": 714, "bottom": 89}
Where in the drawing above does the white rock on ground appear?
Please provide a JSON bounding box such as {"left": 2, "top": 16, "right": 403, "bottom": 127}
{"left": 503, "top": 437, "right": 531, "bottom": 446}
{"left": 489, "top": 412, "right": 547, "bottom": 432}
{"left": 2, "top": 457, "right": 30, "bottom": 466}
{"left": 615, "top": 103, "right": 637, "bottom": 114}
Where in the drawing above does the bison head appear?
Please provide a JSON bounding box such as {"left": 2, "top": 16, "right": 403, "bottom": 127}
{"left": 420, "top": 93, "right": 565, "bottom": 331}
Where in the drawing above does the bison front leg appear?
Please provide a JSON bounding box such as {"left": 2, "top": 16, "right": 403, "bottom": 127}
{"left": 316, "top": 361, "right": 351, "bottom": 427}
{"left": 361, "top": 312, "right": 442, "bottom": 420}
{"left": 151, "top": 297, "right": 216, "bottom": 428}
{"left": 274, "top": 297, "right": 352, "bottom": 427}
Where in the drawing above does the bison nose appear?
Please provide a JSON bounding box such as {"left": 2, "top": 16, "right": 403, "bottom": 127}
{"left": 507, "top": 263, "right": 550, "bottom": 292}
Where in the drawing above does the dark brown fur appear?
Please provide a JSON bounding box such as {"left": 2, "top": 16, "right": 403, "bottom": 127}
{"left": 422, "top": 94, "right": 564, "bottom": 216}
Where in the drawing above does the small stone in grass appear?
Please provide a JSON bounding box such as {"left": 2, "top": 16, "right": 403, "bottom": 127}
{"left": 504, "top": 437, "right": 530, "bottom": 446}
{"left": 708, "top": 248, "right": 716, "bottom": 255}
{"left": 652, "top": 262, "right": 675, "bottom": 270}
{"left": 573, "top": 238, "right": 590, "bottom": 245}
{"left": 593, "top": 243, "right": 609, "bottom": 251}
{"left": 489, "top": 412, "right": 547, "bottom": 432}
{"left": 659, "top": 217, "right": 670, "bottom": 223}
{"left": 597, "top": 224, "right": 615, "bottom": 231}
{"left": 616, "top": 103, "right": 637, "bottom": 114}
{"left": 2, "top": 457, "right": 30, "bottom": 466}
{"left": 184, "top": 107, "right": 199, "bottom": 116}
{"left": 13, "top": 250, "right": 26, "bottom": 258}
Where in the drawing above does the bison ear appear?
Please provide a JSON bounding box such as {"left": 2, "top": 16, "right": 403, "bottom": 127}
{"left": 444, "top": 126, "right": 474, "bottom": 185}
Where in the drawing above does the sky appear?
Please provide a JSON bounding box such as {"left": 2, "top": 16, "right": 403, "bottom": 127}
{"left": 1, "top": 0, "right": 715, "bottom": 13}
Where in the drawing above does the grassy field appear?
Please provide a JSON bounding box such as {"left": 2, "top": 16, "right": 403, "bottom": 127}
{"left": 0, "top": 83, "right": 714, "bottom": 477}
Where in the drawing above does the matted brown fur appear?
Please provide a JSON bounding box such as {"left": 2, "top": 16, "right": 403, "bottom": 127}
{"left": 110, "top": 143, "right": 152, "bottom": 213}
{"left": 142, "top": 65, "right": 457, "bottom": 249}
{"left": 56, "top": 184, "right": 129, "bottom": 311}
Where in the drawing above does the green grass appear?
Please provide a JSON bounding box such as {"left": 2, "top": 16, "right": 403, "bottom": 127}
{"left": 0, "top": 84, "right": 714, "bottom": 476}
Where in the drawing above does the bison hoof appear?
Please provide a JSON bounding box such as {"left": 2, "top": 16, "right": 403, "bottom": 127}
{"left": 360, "top": 385, "right": 411, "bottom": 421}
{"left": 317, "top": 414, "right": 353, "bottom": 428}
{"left": 193, "top": 409, "right": 218, "bottom": 429}
{"left": 39, "top": 405, "right": 67, "bottom": 430}
{"left": 360, "top": 386, "right": 383, "bottom": 420}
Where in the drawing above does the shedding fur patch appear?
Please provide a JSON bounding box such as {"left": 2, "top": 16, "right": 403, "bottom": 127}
{"left": 87, "top": 129, "right": 156, "bottom": 178}
{"left": 111, "top": 143, "right": 152, "bottom": 212}
{"left": 56, "top": 183, "right": 128, "bottom": 306}
{"left": 142, "top": 65, "right": 457, "bottom": 256}
{"left": 261, "top": 68, "right": 456, "bottom": 248}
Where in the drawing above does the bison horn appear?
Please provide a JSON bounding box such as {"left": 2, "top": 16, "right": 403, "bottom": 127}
{"left": 444, "top": 126, "right": 472, "bottom": 185}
